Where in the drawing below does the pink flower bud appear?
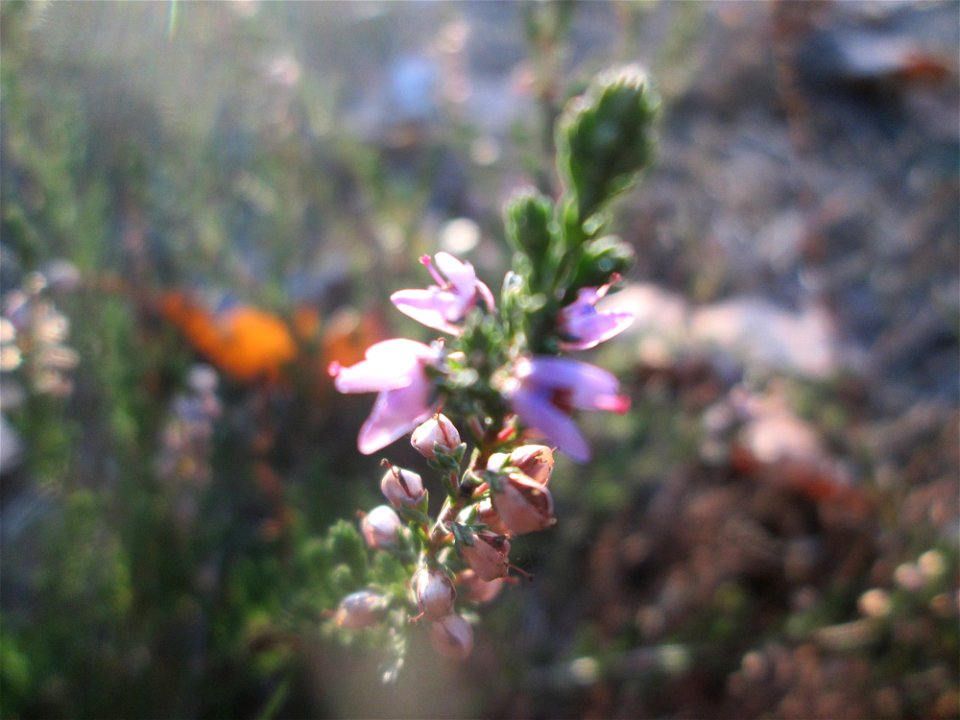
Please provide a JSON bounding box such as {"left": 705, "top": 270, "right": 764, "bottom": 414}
{"left": 413, "top": 567, "right": 456, "bottom": 620}
{"left": 380, "top": 465, "right": 425, "bottom": 507}
{"left": 410, "top": 413, "right": 461, "bottom": 459}
{"left": 335, "top": 590, "right": 385, "bottom": 629}
{"left": 429, "top": 614, "right": 473, "bottom": 660}
{"left": 509, "top": 445, "right": 554, "bottom": 485}
{"left": 361, "top": 505, "right": 402, "bottom": 549}
{"left": 493, "top": 473, "right": 556, "bottom": 535}
{"left": 457, "top": 570, "right": 504, "bottom": 604}
{"left": 460, "top": 530, "right": 510, "bottom": 581}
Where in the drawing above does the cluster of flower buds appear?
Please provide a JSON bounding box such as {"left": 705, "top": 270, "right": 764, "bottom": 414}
{"left": 336, "top": 407, "right": 561, "bottom": 661}
{"left": 328, "top": 66, "right": 657, "bottom": 671}
{"left": 1, "top": 263, "right": 80, "bottom": 403}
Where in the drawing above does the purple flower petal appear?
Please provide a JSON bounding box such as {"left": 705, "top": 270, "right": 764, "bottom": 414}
{"left": 330, "top": 338, "right": 443, "bottom": 454}
{"left": 332, "top": 339, "right": 431, "bottom": 393}
{"left": 390, "top": 288, "right": 466, "bottom": 335}
{"left": 434, "top": 252, "right": 476, "bottom": 296}
{"left": 558, "top": 310, "right": 634, "bottom": 351}
{"left": 507, "top": 356, "right": 630, "bottom": 462}
{"left": 511, "top": 385, "right": 591, "bottom": 462}
{"left": 557, "top": 285, "right": 633, "bottom": 350}
{"left": 517, "top": 357, "right": 626, "bottom": 411}
{"left": 358, "top": 379, "right": 439, "bottom": 455}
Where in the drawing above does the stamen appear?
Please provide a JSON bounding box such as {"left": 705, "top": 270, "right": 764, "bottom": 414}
{"left": 420, "top": 254, "right": 449, "bottom": 288}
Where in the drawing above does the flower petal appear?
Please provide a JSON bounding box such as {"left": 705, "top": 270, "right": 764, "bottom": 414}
{"left": 364, "top": 338, "right": 437, "bottom": 361}
{"left": 434, "top": 252, "right": 476, "bottom": 296}
{"left": 518, "top": 357, "right": 621, "bottom": 405}
{"left": 475, "top": 280, "right": 497, "bottom": 312}
{"left": 558, "top": 286, "right": 633, "bottom": 350}
{"left": 511, "top": 385, "right": 591, "bottom": 463}
{"left": 559, "top": 311, "right": 634, "bottom": 350}
{"left": 390, "top": 288, "right": 465, "bottom": 335}
{"left": 357, "top": 379, "right": 439, "bottom": 455}
{"left": 333, "top": 357, "right": 415, "bottom": 394}
{"left": 332, "top": 339, "right": 427, "bottom": 394}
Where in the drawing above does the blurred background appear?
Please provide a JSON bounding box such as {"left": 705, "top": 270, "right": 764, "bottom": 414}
{"left": 1, "top": 1, "right": 957, "bottom": 717}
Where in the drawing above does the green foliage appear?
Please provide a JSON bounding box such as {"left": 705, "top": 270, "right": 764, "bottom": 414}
{"left": 505, "top": 189, "right": 555, "bottom": 280}
{"left": 557, "top": 66, "right": 659, "bottom": 223}
{"left": 564, "top": 235, "right": 636, "bottom": 300}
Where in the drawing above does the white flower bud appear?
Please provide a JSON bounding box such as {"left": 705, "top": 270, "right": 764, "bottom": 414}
{"left": 380, "top": 466, "right": 425, "bottom": 508}
{"left": 335, "top": 590, "right": 385, "bottom": 629}
{"left": 361, "top": 505, "right": 402, "bottom": 549}
{"left": 411, "top": 414, "right": 461, "bottom": 459}
{"left": 429, "top": 614, "right": 473, "bottom": 660}
{"left": 413, "top": 566, "right": 456, "bottom": 620}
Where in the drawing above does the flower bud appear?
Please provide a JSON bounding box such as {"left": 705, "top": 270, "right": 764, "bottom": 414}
{"left": 335, "top": 590, "right": 385, "bottom": 629}
{"left": 509, "top": 445, "right": 554, "bottom": 485}
{"left": 475, "top": 497, "right": 511, "bottom": 536}
{"left": 380, "top": 465, "right": 425, "bottom": 508}
{"left": 457, "top": 570, "right": 504, "bottom": 604}
{"left": 410, "top": 414, "right": 461, "bottom": 459}
{"left": 413, "top": 566, "right": 456, "bottom": 620}
{"left": 493, "top": 473, "right": 556, "bottom": 535}
{"left": 486, "top": 452, "right": 509, "bottom": 472}
{"left": 460, "top": 530, "right": 510, "bottom": 581}
{"left": 429, "top": 614, "right": 473, "bottom": 660}
{"left": 361, "top": 505, "right": 402, "bottom": 549}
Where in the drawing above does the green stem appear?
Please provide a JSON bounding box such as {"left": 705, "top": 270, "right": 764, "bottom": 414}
{"left": 424, "top": 430, "right": 499, "bottom": 557}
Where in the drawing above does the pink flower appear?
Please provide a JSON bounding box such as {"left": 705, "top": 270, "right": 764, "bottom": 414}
{"left": 505, "top": 356, "right": 630, "bottom": 463}
{"left": 557, "top": 279, "right": 633, "bottom": 350}
{"left": 390, "top": 252, "right": 495, "bottom": 335}
{"left": 329, "top": 339, "right": 442, "bottom": 455}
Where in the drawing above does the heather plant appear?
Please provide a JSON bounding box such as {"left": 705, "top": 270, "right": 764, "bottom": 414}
{"left": 322, "top": 66, "right": 658, "bottom": 678}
